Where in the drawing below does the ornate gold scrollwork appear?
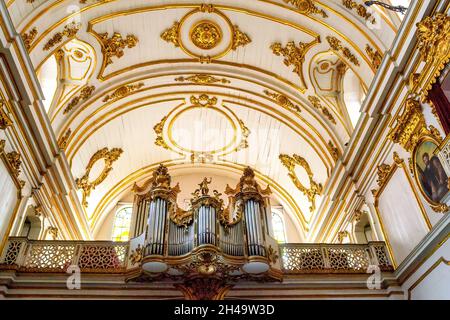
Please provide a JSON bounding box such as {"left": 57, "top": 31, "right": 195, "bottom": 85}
{"left": 388, "top": 98, "right": 440, "bottom": 153}
{"left": 175, "top": 74, "right": 230, "bottom": 84}
{"left": 153, "top": 116, "right": 170, "bottom": 150}
{"left": 326, "top": 36, "right": 360, "bottom": 66}
{"left": 103, "top": 83, "right": 144, "bottom": 102}
{"left": 372, "top": 152, "right": 404, "bottom": 197}
{"left": 98, "top": 32, "right": 138, "bottom": 67}
{"left": 21, "top": 27, "right": 37, "bottom": 51}
{"left": 412, "top": 13, "right": 450, "bottom": 101}
{"left": 129, "top": 244, "right": 143, "bottom": 266}
{"left": 57, "top": 128, "right": 71, "bottom": 150}
{"left": 43, "top": 22, "right": 80, "bottom": 51}
{"left": 225, "top": 166, "right": 272, "bottom": 203}
{"left": 190, "top": 94, "right": 217, "bottom": 108}
{"left": 267, "top": 245, "right": 279, "bottom": 264}
{"left": 6, "top": 151, "right": 21, "bottom": 178}
{"left": 63, "top": 85, "right": 95, "bottom": 114}
{"left": 263, "top": 90, "right": 301, "bottom": 115}
{"left": 282, "top": 0, "right": 328, "bottom": 18}
{"left": 337, "top": 230, "right": 350, "bottom": 243}
{"left": 308, "top": 95, "right": 336, "bottom": 124}
{"left": 190, "top": 20, "right": 223, "bottom": 50}
{"left": 0, "top": 101, "right": 13, "bottom": 130}
{"left": 270, "top": 40, "right": 317, "bottom": 90}
{"left": 327, "top": 140, "right": 340, "bottom": 162}
{"left": 342, "top": 0, "right": 376, "bottom": 24}
{"left": 366, "top": 44, "right": 383, "bottom": 70}
{"left": 279, "top": 154, "right": 323, "bottom": 212}
{"left": 76, "top": 147, "right": 123, "bottom": 207}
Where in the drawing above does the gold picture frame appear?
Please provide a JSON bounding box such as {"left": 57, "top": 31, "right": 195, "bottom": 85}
{"left": 412, "top": 135, "right": 449, "bottom": 213}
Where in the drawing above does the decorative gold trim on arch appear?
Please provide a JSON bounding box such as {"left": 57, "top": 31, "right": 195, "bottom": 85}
{"left": 282, "top": 0, "right": 328, "bottom": 18}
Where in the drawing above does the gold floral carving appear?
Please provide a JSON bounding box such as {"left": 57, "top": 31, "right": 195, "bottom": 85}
{"left": 412, "top": 13, "right": 450, "bottom": 101}
{"left": 232, "top": 25, "right": 251, "bottom": 50}
{"left": 270, "top": 40, "right": 317, "bottom": 89}
{"left": 366, "top": 44, "right": 383, "bottom": 70}
{"left": 308, "top": 96, "right": 336, "bottom": 124}
{"left": 388, "top": 98, "right": 440, "bottom": 152}
{"left": 327, "top": 140, "right": 340, "bottom": 161}
{"left": 0, "top": 101, "right": 13, "bottom": 130}
{"left": 153, "top": 116, "right": 169, "bottom": 150}
{"left": 372, "top": 152, "right": 404, "bottom": 197}
{"left": 282, "top": 0, "right": 328, "bottom": 18}
{"left": 6, "top": 151, "right": 21, "bottom": 177}
{"left": 161, "top": 22, "right": 180, "bottom": 47}
{"left": 76, "top": 147, "right": 123, "bottom": 207}
{"left": 129, "top": 244, "right": 143, "bottom": 266}
{"left": 103, "top": 83, "right": 144, "bottom": 102}
{"left": 337, "top": 231, "right": 350, "bottom": 243}
{"left": 175, "top": 74, "right": 230, "bottom": 84}
{"left": 326, "top": 36, "right": 360, "bottom": 66}
{"left": 63, "top": 85, "right": 95, "bottom": 114}
{"left": 267, "top": 245, "right": 279, "bottom": 264}
{"left": 57, "top": 129, "right": 71, "bottom": 150}
{"left": 279, "top": 154, "right": 323, "bottom": 212}
{"left": 263, "top": 90, "right": 301, "bottom": 114}
{"left": 21, "top": 27, "right": 37, "bottom": 50}
{"left": 98, "top": 32, "right": 138, "bottom": 67}
{"left": 47, "top": 227, "right": 59, "bottom": 240}
{"left": 190, "top": 20, "right": 222, "bottom": 50}
{"left": 225, "top": 166, "right": 272, "bottom": 202}
{"left": 342, "top": 0, "right": 376, "bottom": 24}
{"left": 43, "top": 22, "right": 80, "bottom": 51}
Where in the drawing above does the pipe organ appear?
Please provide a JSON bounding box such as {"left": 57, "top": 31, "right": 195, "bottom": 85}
{"left": 128, "top": 165, "right": 282, "bottom": 286}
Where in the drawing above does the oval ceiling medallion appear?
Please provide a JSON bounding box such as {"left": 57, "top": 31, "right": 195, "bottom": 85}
{"left": 153, "top": 94, "right": 250, "bottom": 163}
{"left": 190, "top": 20, "right": 223, "bottom": 50}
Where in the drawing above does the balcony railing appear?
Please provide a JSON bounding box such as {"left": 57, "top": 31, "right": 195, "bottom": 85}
{"left": 280, "top": 242, "right": 393, "bottom": 273}
{"left": 0, "top": 238, "right": 393, "bottom": 274}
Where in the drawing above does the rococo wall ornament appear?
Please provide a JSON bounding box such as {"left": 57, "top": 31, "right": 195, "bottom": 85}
{"left": 76, "top": 147, "right": 123, "bottom": 207}
{"left": 279, "top": 153, "right": 323, "bottom": 212}
{"left": 282, "top": 0, "right": 328, "bottom": 18}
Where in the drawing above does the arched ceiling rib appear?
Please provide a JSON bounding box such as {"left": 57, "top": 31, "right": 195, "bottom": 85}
{"left": 7, "top": 0, "right": 399, "bottom": 238}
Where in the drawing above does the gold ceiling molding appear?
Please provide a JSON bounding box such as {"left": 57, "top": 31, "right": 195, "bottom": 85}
{"left": 410, "top": 13, "right": 450, "bottom": 101}
{"left": 190, "top": 94, "right": 218, "bottom": 108}
{"left": 308, "top": 95, "right": 336, "bottom": 124}
{"left": 63, "top": 85, "right": 95, "bottom": 114}
{"left": 263, "top": 90, "right": 301, "bottom": 115}
{"left": 387, "top": 98, "right": 440, "bottom": 153}
{"left": 270, "top": 39, "right": 317, "bottom": 91}
{"left": 326, "top": 36, "right": 360, "bottom": 66}
{"left": 174, "top": 74, "right": 231, "bottom": 84}
{"left": 98, "top": 31, "right": 138, "bottom": 68}
{"left": 342, "top": 0, "right": 375, "bottom": 24}
{"left": 279, "top": 153, "right": 323, "bottom": 212}
{"left": 282, "top": 0, "right": 328, "bottom": 18}
{"left": 0, "top": 101, "right": 13, "bottom": 130}
{"left": 160, "top": 6, "right": 251, "bottom": 62}
{"left": 327, "top": 140, "right": 339, "bottom": 162}
{"left": 21, "top": 27, "right": 37, "bottom": 51}
{"left": 365, "top": 44, "right": 383, "bottom": 70}
{"left": 43, "top": 22, "right": 80, "bottom": 51}
{"left": 102, "top": 82, "right": 144, "bottom": 102}
{"left": 57, "top": 129, "right": 71, "bottom": 151}
{"left": 76, "top": 147, "right": 123, "bottom": 208}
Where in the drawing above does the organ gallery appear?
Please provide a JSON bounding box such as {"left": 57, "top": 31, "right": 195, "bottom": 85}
{"left": 0, "top": 0, "right": 448, "bottom": 301}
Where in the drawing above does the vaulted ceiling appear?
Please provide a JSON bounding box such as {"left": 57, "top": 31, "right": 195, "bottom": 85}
{"left": 8, "top": 0, "right": 400, "bottom": 239}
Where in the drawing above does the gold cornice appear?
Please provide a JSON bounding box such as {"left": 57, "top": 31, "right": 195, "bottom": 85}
{"left": 75, "top": 147, "right": 123, "bottom": 207}
{"left": 279, "top": 153, "right": 323, "bottom": 212}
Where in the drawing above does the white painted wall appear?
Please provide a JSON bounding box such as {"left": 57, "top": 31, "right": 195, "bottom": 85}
{"left": 0, "top": 160, "right": 18, "bottom": 246}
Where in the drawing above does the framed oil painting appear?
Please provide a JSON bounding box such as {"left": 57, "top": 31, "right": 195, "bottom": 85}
{"left": 413, "top": 137, "right": 449, "bottom": 205}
